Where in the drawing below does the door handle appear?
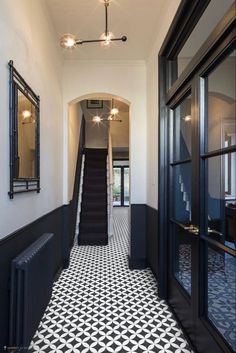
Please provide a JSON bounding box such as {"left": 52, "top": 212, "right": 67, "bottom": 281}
{"left": 188, "top": 225, "right": 199, "bottom": 235}
{"left": 171, "top": 219, "right": 199, "bottom": 235}
{"left": 207, "top": 228, "right": 223, "bottom": 237}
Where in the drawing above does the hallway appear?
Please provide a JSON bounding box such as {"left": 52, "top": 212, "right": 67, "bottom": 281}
{"left": 29, "top": 208, "right": 193, "bottom": 353}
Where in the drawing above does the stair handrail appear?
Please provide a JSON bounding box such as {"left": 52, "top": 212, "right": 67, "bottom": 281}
{"left": 107, "top": 128, "right": 113, "bottom": 236}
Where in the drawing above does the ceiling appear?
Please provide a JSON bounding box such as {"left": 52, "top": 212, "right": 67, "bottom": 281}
{"left": 45, "top": 0, "right": 165, "bottom": 60}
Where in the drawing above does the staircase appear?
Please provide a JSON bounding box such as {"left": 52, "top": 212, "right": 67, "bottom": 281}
{"left": 78, "top": 148, "right": 108, "bottom": 245}
{"left": 178, "top": 173, "right": 191, "bottom": 222}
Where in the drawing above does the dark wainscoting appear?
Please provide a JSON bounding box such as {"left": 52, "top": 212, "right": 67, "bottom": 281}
{"left": 0, "top": 205, "right": 70, "bottom": 353}
{"left": 129, "top": 204, "right": 147, "bottom": 269}
{"left": 129, "top": 204, "right": 159, "bottom": 273}
{"left": 146, "top": 206, "right": 158, "bottom": 279}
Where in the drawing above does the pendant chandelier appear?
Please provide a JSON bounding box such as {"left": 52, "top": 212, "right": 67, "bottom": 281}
{"left": 60, "top": 0, "right": 127, "bottom": 49}
{"left": 92, "top": 99, "right": 122, "bottom": 123}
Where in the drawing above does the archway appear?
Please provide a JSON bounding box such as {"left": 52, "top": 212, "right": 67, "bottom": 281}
{"left": 67, "top": 92, "right": 131, "bottom": 244}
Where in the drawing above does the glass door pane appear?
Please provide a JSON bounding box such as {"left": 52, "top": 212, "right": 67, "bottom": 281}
{"left": 173, "top": 163, "right": 192, "bottom": 223}
{"left": 207, "top": 245, "right": 236, "bottom": 351}
{"left": 203, "top": 49, "right": 236, "bottom": 351}
{"left": 113, "top": 167, "right": 121, "bottom": 206}
{"left": 170, "top": 93, "right": 195, "bottom": 297}
{"left": 173, "top": 94, "right": 192, "bottom": 161}
{"left": 173, "top": 224, "right": 192, "bottom": 295}
{"left": 206, "top": 153, "right": 236, "bottom": 250}
{"left": 124, "top": 167, "right": 129, "bottom": 206}
{"left": 207, "top": 50, "right": 236, "bottom": 152}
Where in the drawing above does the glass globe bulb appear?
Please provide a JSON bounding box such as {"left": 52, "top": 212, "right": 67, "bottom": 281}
{"left": 60, "top": 34, "right": 77, "bottom": 49}
{"left": 183, "top": 115, "right": 191, "bottom": 122}
{"left": 100, "top": 32, "right": 113, "bottom": 47}
{"left": 22, "top": 110, "right": 31, "bottom": 119}
{"left": 111, "top": 108, "right": 119, "bottom": 115}
{"left": 92, "top": 116, "right": 102, "bottom": 123}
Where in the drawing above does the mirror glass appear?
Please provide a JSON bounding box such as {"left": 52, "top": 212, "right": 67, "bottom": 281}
{"left": 8, "top": 60, "right": 40, "bottom": 198}
{"left": 16, "top": 90, "right": 37, "bottom": 179}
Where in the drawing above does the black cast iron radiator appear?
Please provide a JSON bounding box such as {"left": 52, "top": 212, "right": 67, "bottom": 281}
{"left": 9, "top": 233, "right": 54, "bottom": 353}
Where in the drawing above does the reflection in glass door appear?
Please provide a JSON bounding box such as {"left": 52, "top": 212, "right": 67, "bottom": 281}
{"left": 113, "top": 166, "right": 130, "bottom": 206}
{"left": 170, "top": 93, "right": 194, "bottom": 297}
{"left": 203, "top": 51, "right": 236, "bottom": 351}
{"left": 168, "top": 49, "right": 236, "bottom": 352}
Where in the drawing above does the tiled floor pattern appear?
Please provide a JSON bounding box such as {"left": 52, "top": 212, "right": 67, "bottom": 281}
{"left": 30, "top": 208, "right": 194, "bottom": 353}
{"left": 176, "top": 243, "right": 236, "bottom": 350}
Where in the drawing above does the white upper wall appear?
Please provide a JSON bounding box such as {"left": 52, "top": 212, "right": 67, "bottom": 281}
{"left": 63, "top": 60, "right": 147, "bottom": 204}
{"left": 146, "top": 0, "right": 181, "bottom": 209}
{"left": 0, "top": 0, "right": 63, "bottom": 238}
{"left": 110, "top": 112, "right": 129, "bottom": 148}
{"left": 0, "top": 0, "right": 182, "bottom": 238}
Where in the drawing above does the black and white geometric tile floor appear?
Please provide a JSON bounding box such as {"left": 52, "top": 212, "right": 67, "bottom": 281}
{"left": 29, "top": 208, "right": 194, "bottom": 353}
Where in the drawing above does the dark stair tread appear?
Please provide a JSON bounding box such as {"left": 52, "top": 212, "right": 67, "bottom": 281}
{"left": 81, "top": 203, "right": 107, "bottom": 212}
{"left": 80, "top": 211, "right": 107, "bottom": 218}
{"left": 84, "top": 170, "right": 106, "bottom": 177}
{"left": 83, "top": 187, "right": 107, "bottom": 194}
{"left": 84, "top": 175, "right": 106, "bottom": 181}
{"left": 83, "top": 185, "right": 107, "bottom": 195}
{"left": 81, "top": 210, "right": 106, "bottom": 216}
{"left": 83, "top": 194, "right": 107, "bottom": 202}
{"left": 82, "top": 190, "right": 107, "bottom": 195}
{"left": 84, "top": 156, "right": 107, "bottom": 167}
{"left": 81, "top": 200, "right": 106, "bottom": 206}
{"left": 80, "top": 223, "right": 107, "bottom": 233}
{"left": 83, "top": 182, "right": 106, "bottom": 188}
{"left": 85, "top": 158, "right": 107, "bottom": 163}
{"left": 84, "top": 148, "right": 107, "bottom": 154}
{"left": 80, "top": 215, "right": 107, "bottom": 223}
{"left": 85, "top": 159, "right": 107, "bottom": 164}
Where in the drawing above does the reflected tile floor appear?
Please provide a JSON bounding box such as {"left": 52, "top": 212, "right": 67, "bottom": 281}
{"left": 30, "top": 208, "right": 193, "bottom": 353}
{"left": 177, "top": 244, "right": 236, "bottom": 350}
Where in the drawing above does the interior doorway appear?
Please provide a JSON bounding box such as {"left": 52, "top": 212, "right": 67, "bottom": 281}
{"left": 68, "top": 93, "right": 130, "bottom": 240}
{"left": 113, "top": 164, "right": 130, "bottom": 206}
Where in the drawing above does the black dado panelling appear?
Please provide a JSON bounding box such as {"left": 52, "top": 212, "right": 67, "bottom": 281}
{"left": 129, "top": 204, "right": 147, "bottom": 269}
{"left": 146, "top": 206, "right": 158, "bottom": 279}
{"left": 0, "top": 205, "right": 69, "bottom": 353}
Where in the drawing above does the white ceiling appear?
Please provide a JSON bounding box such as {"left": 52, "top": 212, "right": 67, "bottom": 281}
{"left": 45, "top": 0, "right": 165, "bottom": 60}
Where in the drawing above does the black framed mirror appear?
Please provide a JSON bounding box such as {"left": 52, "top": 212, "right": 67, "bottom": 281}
{"left": 8, "top": 61, "right": 40, "bottom": 199}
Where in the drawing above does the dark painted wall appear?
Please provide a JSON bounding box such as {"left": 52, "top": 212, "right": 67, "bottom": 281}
{"left": 129, "top": 204, "right": 158, "bottom": 277}
{"left": 146, "top": 206, "right": 158, "bottom": 279}
{"left": 129, "top": 204, "right": 147, "bottom": 269}
{"left": 0, "top": 206, "right": 71, "bottom": 353}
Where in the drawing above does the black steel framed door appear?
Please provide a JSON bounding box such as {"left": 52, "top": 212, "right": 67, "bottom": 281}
{"left": 167, "top": 46, "right": 236, "bottom": 353}
{"left": 158, "top": 2, "right": 236, "bottom": 352}
{"left": 168, "top": 86, "right": 199, "bottom": 347}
